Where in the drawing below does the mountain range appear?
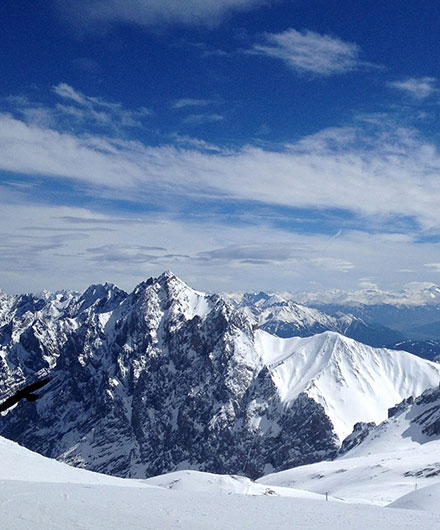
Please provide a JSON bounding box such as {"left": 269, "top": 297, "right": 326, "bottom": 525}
{"left": 1, "top": 271, "right": 440, "bottom": 480}
{"left": 228, "top": 286, "right": 440, "bottom": 356}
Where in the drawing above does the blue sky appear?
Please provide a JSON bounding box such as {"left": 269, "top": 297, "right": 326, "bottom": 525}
{"left": 2, "top": 0, "right": 440, "bottom": 294}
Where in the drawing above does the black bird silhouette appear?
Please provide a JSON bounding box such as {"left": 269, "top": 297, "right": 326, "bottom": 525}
{"left": 0, "top": 377, "right": 52, "bottom": 413}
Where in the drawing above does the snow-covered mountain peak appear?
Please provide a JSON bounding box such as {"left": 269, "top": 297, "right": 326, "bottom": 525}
{"left": 155, "top": 270, "right": 196, "bottom": 293}
{"left": 256, "top": 330, "right": 440, "bottom": 440}
{"left": 132, "top": 271, "right": 215, "bottom": 325}
{"left": 66, "top": 282, "right": 127, "bottom": 319}
{"left": 261, "top": 294, "right": 289, "bottom": 307}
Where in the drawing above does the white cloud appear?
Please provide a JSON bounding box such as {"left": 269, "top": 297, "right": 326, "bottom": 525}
{"left": 389, "top": 77, "right": 437, "bottom": 99}
{"left": 182, "top": 113, "right": 224, "bottom": 125}
{"left": 1, "top": 196, "right": 440, "bottom": 294}
{"left": 171, "top": 134, "right": 223, "bottom": 152}
{"left": 197, "top": 243, "right": 308, "bottom": 263}
{"left": 357, "top": 278, "right": 379, "bottom": 289}
{"left": 5, "top": 85, "right": 152, "bottom": 136}
{"left": 425, "top": 263, "right": 440, "bottom": 272}
{"left": 252, "top": 28, "right": 361, "bottom": 75}
{"left": 7, "top": 84, "right": 152, "bottom": 133}
{"left": 2, "top": 111, "right": 440, "bottom": 230}
{"left": 310, "top": 258, "right": 354, "bottom": 272}
{"left": 52, "top": 83, "right": 152, "bottom": 128}
{"left": 53, "top": 83, "right": 87, "bottom": 105}
{"left": 56, "top": 0, "right": 266, "bottom": 30}
{"left": 173, "top": 98, "right": 217, "bottom": 109}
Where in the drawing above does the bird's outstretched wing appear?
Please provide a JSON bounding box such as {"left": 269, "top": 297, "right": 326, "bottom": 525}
{"left": 22, "top": 377, "right": 52, "bottom": 394}
{"left": 0, "top": 377, "right": 52, "bottom": 413}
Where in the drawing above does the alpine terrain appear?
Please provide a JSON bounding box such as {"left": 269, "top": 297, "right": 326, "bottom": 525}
{"left": 1, "top": 272, "right": 440, "bottom": 480}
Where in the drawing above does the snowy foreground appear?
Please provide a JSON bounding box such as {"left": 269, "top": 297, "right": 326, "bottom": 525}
{"left": 2, "top": 437, "right": 440, "bottom": 529}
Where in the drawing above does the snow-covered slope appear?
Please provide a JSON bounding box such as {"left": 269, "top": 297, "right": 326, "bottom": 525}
{"left": 258, "top": 386, "right": 440, "bottom": 505}
{"left": 341, "top": 386, "right": 440, "bottom": 457}
{"left": 0, "top": 435, "right": 152, "bottom": 488}
{"left": 388, "top": 483, "right": 440, "bottom": 513}
{"left": 258, "top": 444, "right": 440, "bottom": 505}
{"left": 256, "top": 330, "right": 440, "bottom": 440}
{"left": 2, "top": 436, "right": 440, "bottom": 530}
{"left": 144, "top": 469, "right": 326, "bottom": 499}
{"left": 0, "top": 435, "right": 315, "bottom": 499}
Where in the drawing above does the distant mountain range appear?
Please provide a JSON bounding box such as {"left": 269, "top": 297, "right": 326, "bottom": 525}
{"left": 230, "top": 291, "right": 404, "bottom": 347}
{"left": 1, "top": 272, "right": 440, "bottom": 480}
{"left": 226, "top": 285, "right": 440, "bottom": 356}
{"left": 279, "top": 283, "right": 440, "bottom": 307}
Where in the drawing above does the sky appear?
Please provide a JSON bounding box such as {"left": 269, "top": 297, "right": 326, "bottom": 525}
{"left": 2, "top": 0, "right": 440, "bottom": 294}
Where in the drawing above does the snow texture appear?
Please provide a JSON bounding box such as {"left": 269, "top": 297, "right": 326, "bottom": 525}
{"left": 1, "top": 435, "right": 440, "bottom": 530}
{"left": 259, "top": 386, "right": 440, "bottom": 505}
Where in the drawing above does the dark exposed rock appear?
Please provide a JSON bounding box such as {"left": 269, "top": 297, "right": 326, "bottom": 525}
{"left": 388, "top": 396, "right": 414, "bottom": 418}
{"left": 339, "top": 422, "right": 377, "bottom": 454}
{"left": 0, "top": 273, "right": 340, "bottom": 479}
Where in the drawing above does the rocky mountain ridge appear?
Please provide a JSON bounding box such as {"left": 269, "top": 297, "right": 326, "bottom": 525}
{"left": 1, "top": 272, "right": 440, "bottom": 480}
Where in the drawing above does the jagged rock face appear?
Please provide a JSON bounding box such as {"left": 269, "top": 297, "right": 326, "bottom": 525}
{"left": 0, "top": 273, "right": 339, "bottom": 479}
{"left": 388, "top": 396, "right": 415, "bottom": 418}
{"left": 339, "top": 422, "right": 376, "bottom": 454}
{"left": 412, "top": 387, "right": 440, "bottom": 437}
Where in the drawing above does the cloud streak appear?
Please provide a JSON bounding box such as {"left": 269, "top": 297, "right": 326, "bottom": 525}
{"left": 7, "top": 84, "right": 151, "bottom": 132}
{"left": 53, "top": 83, "right": 152, "bottom": 128}
{"left": 389, "top": 77, "right": 438, "bottom": 99}
{"left": 182, "top": 113, "right": 224, "bottom": 125}
{"left": 56, "top": 0, "right": 266, "bottom": 30}
{"left": 252, "top": 29, "right": 362, "bottom": 75}
{"left": 2, "top": 198, "right": 440, "bottom": 295}
{"left": 2, "top": 109, "right": 440, "bottom": 230}
{"left": 173, "top": 98, "right": 218, "bottom": 109}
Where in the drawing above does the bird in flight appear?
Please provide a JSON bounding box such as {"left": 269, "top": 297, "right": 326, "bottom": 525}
{"left": 0, "top": 377, "right": 52, "bottom": 413}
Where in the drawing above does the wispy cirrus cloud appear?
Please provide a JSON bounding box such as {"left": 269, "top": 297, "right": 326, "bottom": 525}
{"left": 172, "top": 98, "right": 218, "bottom": 109}
{"left": 388, "top": 77, "right": 438, "bottom": 99}
{"left": 182, "top": 113, "right": 224, "bottom": 125}
{"left": 53, "top": 83, "right": 152, "bottom": 128}
{"left": 5, "top": 84, "right": 151, "bottom": 132}
{"left": 197, "top": 243, "right": 308, "bottom": 264}
{"left": 252, "top": 28, "right": 362, "bottom": 75}
{"left": 2, "top": 196, "right": 440, "bottom": 294}
{"left": 87, "top": 244, "right": 166, "bottom": 264}
{"left": 2, "top": 106, "right": 440, "bottom": 230}
{"left": 425, "top": 263, "right": 440, "bottom": 272}
{"left": 56, "top": 0, "right": 267, "bottom": 30}
{"left": 310, "top": 257, "right": 354, "bottom": 272}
